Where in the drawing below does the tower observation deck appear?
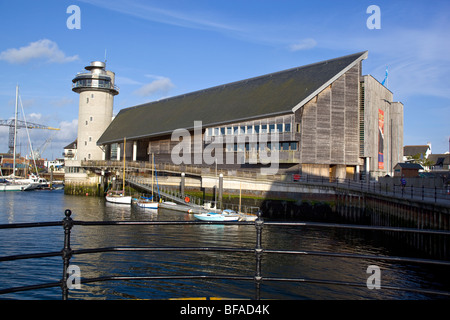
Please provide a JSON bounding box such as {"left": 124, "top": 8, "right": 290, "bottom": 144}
{"left": 72, "top": 61, "right": 119, "bottom": 95}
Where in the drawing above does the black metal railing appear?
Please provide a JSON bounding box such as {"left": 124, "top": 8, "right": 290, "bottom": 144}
{"left": 1, "top": 209, "right": 450, "bottom": 300}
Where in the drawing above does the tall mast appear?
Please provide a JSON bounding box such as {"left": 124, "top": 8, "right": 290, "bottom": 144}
{"left": 123, "top": 137, "right": 126, "bottom": 192}
{"left": 152, "top": 153, "right": 154, "bottom": 197}
{"left": 12, "top": 85, "right": 19, "bottom": 178}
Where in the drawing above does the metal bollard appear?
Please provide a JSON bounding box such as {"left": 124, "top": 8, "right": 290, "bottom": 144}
{"left": 254, "top": 211, "right": 264, "bottom": 300}
{"left": 61, "top": 209, "right": 74, "bottom": 300}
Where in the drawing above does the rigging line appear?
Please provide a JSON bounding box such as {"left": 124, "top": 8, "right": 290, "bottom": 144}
{"left": 19, "top": 94, "right": 39, "bottom": 177}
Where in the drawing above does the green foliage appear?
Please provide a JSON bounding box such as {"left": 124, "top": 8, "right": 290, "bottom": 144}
{"left": 406, "top": 153, "right": 434, "bottom": 168}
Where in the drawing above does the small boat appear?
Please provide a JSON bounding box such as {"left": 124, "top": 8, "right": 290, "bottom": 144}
{"left": 193, "top": 212, "right": 240, "bottom": 222}
{"left": 106, "top": 137, "right": 131, "bottom": 205}
{"left": 0, "top": 178, "right": 34, "bottom": 192}
{"left": 105, "top": 190, "right": 132, "bottom": 204}
{"left": 136, "top": 196, "right": 159, "bottom": 209}
{"left": 221, "top": 209, "right": 258, "bottom": 221}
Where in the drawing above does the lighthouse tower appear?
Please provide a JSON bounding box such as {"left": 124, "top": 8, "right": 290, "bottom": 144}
{"left": 72, "top": 61, "right": 118, "bottom": 161}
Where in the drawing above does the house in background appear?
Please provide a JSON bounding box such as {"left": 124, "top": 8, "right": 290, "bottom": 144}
{"left": 63, "top": 140, "right": 77, "bottom": 161}
{"left": 403, "top": 143, "right": 432, "bottom": 162}
{"left": 394, "top": 162, "right": 424, "bottom": 177}
{"left": 428, "top": 153, "right": 450, "bottom": 172}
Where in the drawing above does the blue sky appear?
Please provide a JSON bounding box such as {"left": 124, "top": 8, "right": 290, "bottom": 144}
{"left": 0, "top": 0, "right": 449, "bottom": 160}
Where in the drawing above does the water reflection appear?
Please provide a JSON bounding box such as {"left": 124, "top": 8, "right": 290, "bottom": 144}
{"left": 0, "top": 190, "right": 448, "bottom": 300}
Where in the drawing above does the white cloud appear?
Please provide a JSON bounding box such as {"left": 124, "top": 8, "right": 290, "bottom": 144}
{"left": 0, "top": 39, "right": 79, "bottom": 64}
{"left": 289, "top": 38, "right": 317, "bottom": 52}
{"left": 134, "top": 77, "right": 175, "bottom": 97}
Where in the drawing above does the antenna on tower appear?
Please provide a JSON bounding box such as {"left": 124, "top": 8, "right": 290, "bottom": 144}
{"left": 104, "top": 49, "right": 107, "bottom": 63}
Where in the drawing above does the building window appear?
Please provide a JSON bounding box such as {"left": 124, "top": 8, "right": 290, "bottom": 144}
{"left": 86, "top": 98, "right": 89, "bottom": 104}
{"left": 89, "top": 136, "right": 92, "bottom": 142}
{"left": 247, "top": 125, "right": 253, "bottom": 134}
{"left": 88, "top": 154, "right": 91, "bottom": 159}
{"left": 220, "top": 127, "right": 225, "bottom": 136}
{"left": 227, "top": 127, "right": 232, "bottom": 135}
{"left": 269, "top": 124, "right": 275, "bottom": 133}
{"left": 240, "top": 126, "right": 245, "bottom": 134}
{"left": 296, "top": 124, "right": 301, "bottom": 133}
{"left": 90, "top": 116, "right": 93, "bottom": 122}
{"left": 290, "top": 142, "right": 298, "bottom": 150}
{"left": 84, "top": 141, "right": 87, "bottom": 146}
{"left": 281, "top": 142, "right": 290, "bottom": 151}
{"left": 261, "top": 124, "right": 267, "bottom": 133}
{"left": 214, "top": 128, "right": 219, "bottom": 136}
{"left": 277, "top": 123, "right": 283, "bottom": 133}
{"left": 208, "top": 128, "right": 212, "bottom": 136}
{"left": 85, "top": 120, "right": 88, "bottom": 125}
{"left": 285, "top": 123, "right": 291, "bottom": 132}
{"left": 254, "top": 125, "right": 260, "bottom": 134}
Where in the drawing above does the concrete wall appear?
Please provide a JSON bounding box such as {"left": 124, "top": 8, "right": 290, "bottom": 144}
{"left": 77, "top": 90, "right": 114, "bottom": 161}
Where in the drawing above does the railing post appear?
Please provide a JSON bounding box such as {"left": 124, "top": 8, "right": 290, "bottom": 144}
{"left": 254, "top": 211, "right": 264, "bottom": 300}
{"left": 61, "top": 209, "right": 74, "bottom": 300}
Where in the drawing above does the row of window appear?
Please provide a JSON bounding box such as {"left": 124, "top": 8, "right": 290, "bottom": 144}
{"left": 207, "top": 123, "right": 293, "bottom": 136}
{"left": 222, "top": 141, "right": 298, "bottom": 152}
{"left": 74, "top": 79, "right": 112, "bottom": 89}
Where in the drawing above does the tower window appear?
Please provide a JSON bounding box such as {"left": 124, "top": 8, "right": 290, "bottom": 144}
{"left": 86, "top": 98, "right": 89, "bottom": 104}
{"left": 90, "top": 116, "right": 93, "bottom": 121}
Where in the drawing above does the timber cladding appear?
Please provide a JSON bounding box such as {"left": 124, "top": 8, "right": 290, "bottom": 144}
{"left": 300, "top": 64, "right": 360, "bottom": 166}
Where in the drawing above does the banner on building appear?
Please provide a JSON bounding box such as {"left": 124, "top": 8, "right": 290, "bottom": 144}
{"left": 378, "top": 109, "right": 384, "bottom": 169}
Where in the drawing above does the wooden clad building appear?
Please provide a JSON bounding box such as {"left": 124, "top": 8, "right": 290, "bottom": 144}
{"left": 95, "top": 51, "right": 403, "bottom": 180}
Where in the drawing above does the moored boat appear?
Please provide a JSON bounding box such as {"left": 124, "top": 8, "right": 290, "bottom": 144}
{"left": 193, "top": 212, "right": 240, "bottom": 222}
{"left": 106, "top": 190, "right": 132, "bottom": 204}
{"left": 135, "top": 196, "right": 159, "bottom": 209}
{"left": 0, "top": 178, "right": 34, "bottom": 192}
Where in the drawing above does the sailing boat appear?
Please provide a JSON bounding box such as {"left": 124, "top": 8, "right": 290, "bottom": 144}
{"left": 136, "top": 153, "right": 159, "bottom": 209}
{"left": 105, "top": 138, "right": 132, "bottom": 204}
{"left": 1, "top": 85, "right": 34, "bottom": 192}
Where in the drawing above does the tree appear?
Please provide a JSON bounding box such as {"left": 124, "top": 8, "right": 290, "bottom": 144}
{"left": 406, "top": 153, "right": 434, "bottom": 170}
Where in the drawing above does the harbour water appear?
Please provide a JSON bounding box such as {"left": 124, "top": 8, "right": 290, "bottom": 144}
{"left": 0, "top": 189, "right": 448, "bottom": 300}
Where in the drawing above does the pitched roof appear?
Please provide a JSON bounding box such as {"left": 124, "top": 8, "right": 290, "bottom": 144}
{"left": 428, "top": 154, "right": 450, "bottom": 165}
{"left": 403, "top": 145, "right": 430, "bottom": 156}
{"left": 97, "top": 51, "right": 368, "bottom": 145}
{"left": 395, "top": 162, "right": 424, "bottom": 170}
{"left": 64, "top": 140, "right": 77, "bottom": 149}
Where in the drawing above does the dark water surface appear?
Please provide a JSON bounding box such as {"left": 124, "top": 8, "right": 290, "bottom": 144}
{"left": 0, "top": 190, "right": 448, "bottom": 300}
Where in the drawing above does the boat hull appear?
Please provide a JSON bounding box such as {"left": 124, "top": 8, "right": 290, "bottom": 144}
{"left": 193, "top": 213, "right": 240, "bottom": 222}
{"left": 136, "top": 201, "right": 159, "bottom": 209}
{"left": 106, "top": 195, "right": 132, "bottom": 204}
{"left": 0, "top": 183, "right": 34, "bottom": 191}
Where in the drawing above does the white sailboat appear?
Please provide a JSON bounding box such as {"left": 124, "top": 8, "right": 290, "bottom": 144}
{"left": 1, "top": 86, "right": 34, "bottom": 192}
{"left": 106, "top": 137, "right": 132, "bottom": 204}
{"left": 135, "top": 153, "right": 159, "bottom": 209}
